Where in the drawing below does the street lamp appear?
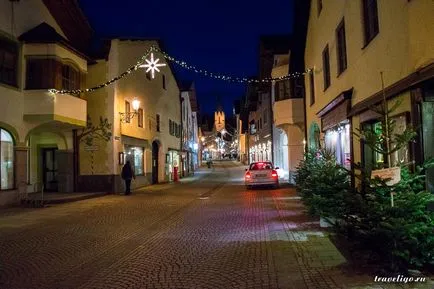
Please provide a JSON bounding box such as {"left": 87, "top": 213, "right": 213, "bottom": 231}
{"left": 120, "top": 98, "right": 140, "bottom": 123}
{"left": 132, "top": 99, "right": 140, "bottom": 111}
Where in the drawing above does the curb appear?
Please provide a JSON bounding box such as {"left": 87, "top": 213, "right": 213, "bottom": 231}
{"left": 24, "top": 192, "right": 109, "bottom": 206}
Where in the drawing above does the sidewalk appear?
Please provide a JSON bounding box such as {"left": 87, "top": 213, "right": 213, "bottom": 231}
{"left": 5, "top": 167, "right": 213, "bottom": 209}
{"left": 25, "top": 191, "right": 108, "bottom": 205}
{"left": 133, "top": 166, "right": 212, "bottom": 193}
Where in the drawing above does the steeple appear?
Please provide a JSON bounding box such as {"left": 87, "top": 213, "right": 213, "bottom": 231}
{"left": 216, "top": 94, "right": 223, "bottom": 112}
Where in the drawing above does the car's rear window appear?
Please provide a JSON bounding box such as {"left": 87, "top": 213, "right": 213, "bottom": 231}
{"left": 249, "top": 162, "right": 273, "bottom": 170}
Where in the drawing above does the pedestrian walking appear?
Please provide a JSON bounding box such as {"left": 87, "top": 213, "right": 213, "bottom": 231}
{"left": 121, "top": 160, "right": 135, "bottom": 195}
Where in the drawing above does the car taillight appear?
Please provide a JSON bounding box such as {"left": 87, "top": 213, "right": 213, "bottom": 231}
{"left": 271, "top": 170, "right": 278, "bottom": 178}
{"left": 245, "top": 172, "right": 251, "bottom": 179}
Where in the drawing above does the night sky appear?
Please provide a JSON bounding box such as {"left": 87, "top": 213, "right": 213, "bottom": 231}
{"left": 78, "top": 0, "right": 294, "bottom": 116}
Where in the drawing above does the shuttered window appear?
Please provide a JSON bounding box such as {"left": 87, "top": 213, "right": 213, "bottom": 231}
{"left": 26, "top": 58, "right": 80, "bottom": 91}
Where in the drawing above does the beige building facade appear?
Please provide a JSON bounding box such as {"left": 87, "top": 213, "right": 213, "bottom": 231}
{"left": 0, "top": 0, "right": 90, "bottom": 206}
{"left": 271, "top": 53, "right": 305, "bottom": 183}
{"left": 79, "top": 39, "right": 181, "bottom": 192}
{"left": 304, "top": 0, "right": 434, "bottom": 189}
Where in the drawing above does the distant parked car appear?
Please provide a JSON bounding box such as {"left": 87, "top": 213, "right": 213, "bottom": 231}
{"left": 244, "top": 161, "right": 279, "bottom": 189}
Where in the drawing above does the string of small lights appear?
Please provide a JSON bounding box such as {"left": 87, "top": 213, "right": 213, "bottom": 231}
{"left": 153, "top": 46, "right": 311, "bottom": 84}
{"left": 48, "top": 47, "right": 154, "bottom": 95}
{"left": 48, "top": 45, "right": 313, "bottom": 95}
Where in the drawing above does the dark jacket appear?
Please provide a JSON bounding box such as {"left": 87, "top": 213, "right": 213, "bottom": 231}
{"left": 121, "top": 163, "right": 135, "bottom": 180}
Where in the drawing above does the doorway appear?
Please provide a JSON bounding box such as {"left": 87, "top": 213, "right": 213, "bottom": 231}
{"left": 42, "top": 148, "right": 58, "bottom": 191}
{"left": 152, "top": 141, "right": 159, "bottom": 184}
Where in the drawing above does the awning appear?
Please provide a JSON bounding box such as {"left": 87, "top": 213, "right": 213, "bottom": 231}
{"left": 316, "top": 88, "right": 353, "bottom": 132}
{"left": 121, "top": 135, "right": 150, "bottom": 149}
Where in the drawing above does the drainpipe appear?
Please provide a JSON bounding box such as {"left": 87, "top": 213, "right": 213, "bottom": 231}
{"left": 72, "top": 129, "right": 78, "bottom": 192}
{"left": 302, "top": 79, "right": 308, "bottom": 153}
{"left": 180, "top": 94, "right": 184, "bottom": 177}
{"left": 270, "top": 86, "right": 274, "bottom": 164}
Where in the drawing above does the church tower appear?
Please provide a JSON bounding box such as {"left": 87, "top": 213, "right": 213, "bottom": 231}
{"left": 214, "top": 109, "right": 225, "bottom": 132}
{"left": 214, "top": 97, "right": 225, "bottom": 132}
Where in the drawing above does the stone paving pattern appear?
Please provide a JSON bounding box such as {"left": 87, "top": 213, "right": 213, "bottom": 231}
{"left": 0, "top": 162, "right": 432, "bottom": 289}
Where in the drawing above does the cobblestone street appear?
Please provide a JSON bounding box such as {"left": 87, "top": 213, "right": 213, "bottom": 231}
{"left": 0, "top": 162, "right": 432, "bottom": 289}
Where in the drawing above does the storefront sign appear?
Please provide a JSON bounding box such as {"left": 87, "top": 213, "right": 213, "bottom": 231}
{"left": 84, "top": 145, "right": 99, "bottom": 151}
{"left": 371, "top": 167, "right": 401, "bottom": 186}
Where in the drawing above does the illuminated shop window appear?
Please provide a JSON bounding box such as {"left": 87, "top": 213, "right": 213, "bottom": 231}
{"left": 1, "top": 129, "right": 14, "bottom": 190}
{"left": 125, "top": 145, "right": 144, "bottom": 175}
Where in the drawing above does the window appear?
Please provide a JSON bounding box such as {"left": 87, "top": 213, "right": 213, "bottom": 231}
{"left": 317, "top": 0, "right": 323, "bottom": 16}
{"left": 62, "top": 65, "right": 79, "bottom": 90}
{"left": 250, "top": 122, "right": 256, "bottom": 135}
{"left": 336, "top": 19, "right": 347, "bottom": 75}
{"left": 325, "top": 123, "right": 351, "bottom": 170}
{"left": 156, "top": 114, "right": 160, "bottom": 132}
{"left": 138, "top": 108, "right": 143, "bottom": 128}
{"left": 263, "top": 110, "right": 268, "bottom": 124}
{"left": 125, "top": 101, "right": 131, "bottom": 123}
{"left": 26, "top": 59, "right": 49, "bottom": 89}
{"left": 162, "top": 74, "right": 166, "bottom": 89}
{"left": 169, "top": 119, "right": 172, "bottom": 135}
{"left": 1, "top": 128, "right": 14, "bottom": 190}
{"left": 362, "top": 115, "right": 409, "bottom": 170}
{"left": 0, "top": 38, "right": 18, "bottom": 87}
{"left": 390, "top": 115, "right": 410, "bottom": 166}
{"left": 362, "top": 0, "right": 379, "bottom": 46}
{"left": 322, "top": 45, "right": 331, "bottom": 90}
{"left": 125, "top": 146, "right": 143, "bottom": 175}
{"left": 249, "top": 162, "right": 273, "bottom": 170}
{"left": 309, "top": 71, "right": 315, "bottom": 105}
{"left": 275, "top": 80, "right": 291, "bottom": 101}
{"left": 275, "top": 82, "right": 280, "bottom": 101}
{"left": 283, "top": 80, "right": 290, "bottom": 99}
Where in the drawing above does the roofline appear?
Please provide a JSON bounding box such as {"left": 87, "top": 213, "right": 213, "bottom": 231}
{"left": 20, "top": 39, "right": 93, "bottom": 62}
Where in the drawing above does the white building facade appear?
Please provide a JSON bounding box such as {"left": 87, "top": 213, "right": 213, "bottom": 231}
{"left": 271, "top": 53, "right": 305, "bottom": 183}
{"left": 180, "top": 81, "right": 199, "bottom": 176}
{"left": 79, "top": 39, "right": 181, "bottom": 192}
{"left": 0, "top": 0, "right": 90, "bottom": 206}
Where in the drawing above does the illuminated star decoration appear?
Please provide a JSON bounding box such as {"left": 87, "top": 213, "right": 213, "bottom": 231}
{"left": 139, "top": 53, "right": 166, "bottom": 79}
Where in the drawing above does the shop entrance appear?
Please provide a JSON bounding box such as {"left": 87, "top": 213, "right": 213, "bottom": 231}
{"left": 42, "top": 148, "right": 58, "bottom": 191}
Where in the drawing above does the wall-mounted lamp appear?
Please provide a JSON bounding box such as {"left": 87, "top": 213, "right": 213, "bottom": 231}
{"left": 120, "top": 98, "right": 141, "bottom": 123}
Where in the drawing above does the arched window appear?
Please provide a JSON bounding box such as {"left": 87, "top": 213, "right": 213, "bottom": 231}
{"left": 1, "top": 128, "right": 14, "bottom": 190}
